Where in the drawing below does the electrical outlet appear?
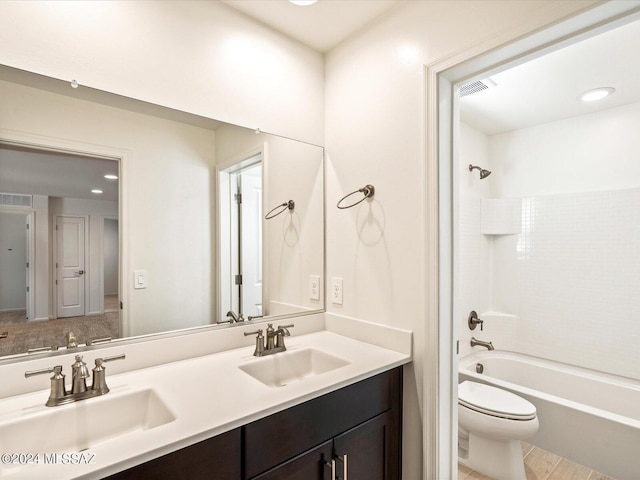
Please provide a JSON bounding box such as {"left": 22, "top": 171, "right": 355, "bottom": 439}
{"left": 310, "top": 275, "right": 320, "bottom": 300}
{"left": 331, "top": 277, "right": 343, "bottom": 305}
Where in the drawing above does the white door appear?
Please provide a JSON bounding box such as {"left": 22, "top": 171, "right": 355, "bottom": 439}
{"left": 240, "top": 165, "right": 263, "bottom": 316}
{"left": 57, "top": 216, "right": 86, "bottom": 318}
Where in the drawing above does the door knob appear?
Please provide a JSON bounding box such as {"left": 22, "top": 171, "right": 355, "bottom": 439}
{"left": 76, "top": 270, "right": 84, "bottom": 275}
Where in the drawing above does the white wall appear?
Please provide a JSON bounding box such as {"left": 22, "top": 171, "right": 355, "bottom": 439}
{"left": 475, "top": 101, "right": 640, "bottom": 380}
{"left": 49, "top": 197, "right": 118, "bottom": 316}
{"left": 490, "top": 101, "right": 640, "bottom": 197}
{"left": 0, "top": 0, "right": 324, "bottom": 145}
{"left": 324, "top": 1, "right": 598, "bottom": 476}
{"left": 104, "top": 219, "right": 119, "bottom": 296}
{"left": 0, "top": 79, "right": 216, "bottom": 336}
{"left": 0, "top": 212, "right": 26, "bottom": 311}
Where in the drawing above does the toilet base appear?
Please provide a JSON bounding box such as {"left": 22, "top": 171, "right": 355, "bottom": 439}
{"left": 459, "top": 432, "right": 526, "bottom": 480}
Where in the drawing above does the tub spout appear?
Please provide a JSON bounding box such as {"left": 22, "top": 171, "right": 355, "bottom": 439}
{"left": 470, "top": 337, "right": 494, "bottom": 351}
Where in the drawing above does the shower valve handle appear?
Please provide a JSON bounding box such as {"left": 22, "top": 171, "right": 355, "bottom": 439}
{"left": 468, "top": 311, "right": 484, "bottom": 331}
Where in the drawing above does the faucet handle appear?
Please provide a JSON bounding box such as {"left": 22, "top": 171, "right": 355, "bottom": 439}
{"left": 96, "top": 354, "right": 126, "bottom": 365}
{"left": 468, "top": 311, "right": 484, "bottom": 331}
{"left": 275, "top": 324, "right": 294, "bottom": 349}
{"left": 27, "top": 345, "right": 59, "bottom": 354}
{"left": 276, "top": 324, "right": 294, "bottom": 333}
{"left": 91, "top": 353, "right": 126, "bottom": 395}
{"left": 86, "top": 336, "right": 111, "bottom": 346}
{"left": 25, "top": 365, "right": 63, "bottom": 379}
{"left": 92, "top": 354, "right": 125, "bottom": 395}
{"left": 25, "top": 365, "right": 67, "bottom": 406}
{"left": 244, "top": 329, "right": 265, "bottom": 357}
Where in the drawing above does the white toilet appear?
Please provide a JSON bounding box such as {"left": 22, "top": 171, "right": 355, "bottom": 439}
{"left": 458, "top": 381, "right": 539, "bottom": 480}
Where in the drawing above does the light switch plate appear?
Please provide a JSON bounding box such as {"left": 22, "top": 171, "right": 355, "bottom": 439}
{"left": 134, "top": 270, "right": 148, "bottom": 289}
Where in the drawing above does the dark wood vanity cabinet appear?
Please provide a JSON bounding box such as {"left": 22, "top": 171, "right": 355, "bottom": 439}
{"left": 244, "top": 366, "right": 402, "bottom": 480}
{"left": 103, "top": 427, "right": 241, "bottom": 480}
{"left": 105, "top": 367, "right": 402, "bottom": 480}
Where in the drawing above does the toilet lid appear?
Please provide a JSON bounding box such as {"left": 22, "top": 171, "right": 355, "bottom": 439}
{"left": 458, "top": 381, "right": 537, "bottom": 420}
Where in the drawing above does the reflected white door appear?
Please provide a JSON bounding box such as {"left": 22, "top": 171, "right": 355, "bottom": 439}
{"left": 241, "top": 167, "right": 262, "bottom": 316}
{"left": 57, "top": 216, "right": 86, "bottom": 318}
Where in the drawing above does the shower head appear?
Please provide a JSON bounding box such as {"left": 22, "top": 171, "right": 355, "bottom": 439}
{"left": 469, "top": 164, "right": 491, "bottom": 179}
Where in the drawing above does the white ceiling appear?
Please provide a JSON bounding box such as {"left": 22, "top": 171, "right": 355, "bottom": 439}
{"left": 460, "top": 17, "right": 640, "bottom": 135}
{"left": 220, "top": 0, "right": 400, "bottom": 52}
{"left": 0, "top": 146, "right": 119, "bottom": 202}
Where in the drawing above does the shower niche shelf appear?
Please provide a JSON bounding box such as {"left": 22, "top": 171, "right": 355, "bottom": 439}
{"left": 481, "top": 198, "right": 522, "bottom": 235}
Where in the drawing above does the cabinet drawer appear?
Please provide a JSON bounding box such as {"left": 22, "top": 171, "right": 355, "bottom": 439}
{"left": 251, "top": 440, "right": 333, "bottom": 480}
{"left": 103, "top": 428, "right": 241, "bottom": 480}
{"left": 244, "top": 367, "right": 402, "bottom": 479}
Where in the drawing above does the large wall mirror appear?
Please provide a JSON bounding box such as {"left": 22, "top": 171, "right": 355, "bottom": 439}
{"left": 0, "top": 64, "right": 324, "bottom": 361}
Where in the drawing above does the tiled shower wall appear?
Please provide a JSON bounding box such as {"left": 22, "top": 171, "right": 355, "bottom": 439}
{"left": 460, "top": 100, "right": 640, "bottom": 380}
{"left": 489, "top": 187, "right": 640, "bottom": 380}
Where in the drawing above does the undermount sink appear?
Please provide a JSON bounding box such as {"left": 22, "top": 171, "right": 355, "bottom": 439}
{"left": 239, "top": 347, "right": 350, "bottom": 387}
{"left": 0, "top": 388, "right": 175, "bottom": 470}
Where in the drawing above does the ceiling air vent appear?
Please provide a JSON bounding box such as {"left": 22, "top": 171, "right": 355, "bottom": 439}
{"left": 0, "top": 193, "right": 32, "bottom": 208}
{"left": 459, "top": 81, "right": 489, "bottom": 97}
{"left": 459, "top": 78, "right": 496, "bottom": 98}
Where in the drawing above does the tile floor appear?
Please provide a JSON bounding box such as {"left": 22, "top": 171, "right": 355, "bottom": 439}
{"left": 458, "top": 442, "right": 616, "bottom": 480}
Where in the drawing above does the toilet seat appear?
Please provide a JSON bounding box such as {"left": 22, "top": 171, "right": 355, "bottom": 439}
{"left": 458, "top": 381, "right": 536, "bottom": 421}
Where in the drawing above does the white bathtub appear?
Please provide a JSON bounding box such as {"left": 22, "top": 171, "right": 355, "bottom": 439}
{"left": 458, "top": 350, "right": 640, "bottom": 480}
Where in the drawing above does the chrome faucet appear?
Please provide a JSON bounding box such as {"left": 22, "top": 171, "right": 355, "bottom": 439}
{"left": 470, "top": 337, "right": 494, "bottom": 351}
{"left": 66, "top": 331, "right": 78, "bottom": 348}
{"left": 25, "top": 354, "right": 125, "bottom": 407}
{"left": 245, "top": 323, "right": 294, "bottom": 357}
{"left": 218, "top": 310, "right": 245, "bottom": 324}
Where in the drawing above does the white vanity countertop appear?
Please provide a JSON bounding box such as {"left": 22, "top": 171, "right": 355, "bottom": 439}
{"left": 0, "top": 318, "right": 412, "bottom": 479}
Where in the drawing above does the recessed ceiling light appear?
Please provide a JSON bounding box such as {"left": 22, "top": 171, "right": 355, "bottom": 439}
{"left": 104, "top": 174, "right": 118, "bottom": 180}
{"left": 91, "top": 189, "right": 103, "bottom": 194}
{"left": 579, "top": 87, "right": 615, "bottom": 102}
{"left": 289, "top": 0, "right": 317, "bottom": 5}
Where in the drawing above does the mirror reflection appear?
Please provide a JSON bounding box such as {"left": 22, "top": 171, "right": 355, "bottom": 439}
{"left": 0, "top": 65, "right": 324, "bottom": 359}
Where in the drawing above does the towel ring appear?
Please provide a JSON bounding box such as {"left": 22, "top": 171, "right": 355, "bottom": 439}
{"left": 337, "top": 185, "right": 375, "bottom": 209}
{"left": 265, "top": 200, "right": 295, "bottom": 219}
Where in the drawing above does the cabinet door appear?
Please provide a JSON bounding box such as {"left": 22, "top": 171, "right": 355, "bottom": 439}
{"left": 333, "top": 412, "right": 400, "bottom": 480}
{"left": 244, "top": 369, "right": 399, "bottom": 478}
{"left": 251, "top": 440, "right": 333, "bottom": 480}
{"left": 103, "top": 428, "right": 241, "bottom": 480}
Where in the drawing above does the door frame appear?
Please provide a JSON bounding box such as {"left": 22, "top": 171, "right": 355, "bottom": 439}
{"left": 0, "top": 207, "right": 35, "bottom": 320}
{"left": 0, "top": 128, "right": 129, "bottom": 333}
{"left": 424, "top": 2, "right": 640, "bottom": 478}
{"left": 100, "top": 215, "right": 119, "bottom": 315}
{"left": 25, "top": 211, "right": 35, "bottom": 320}
{"left": 216, "top": 144, "right": 266, "bottom": 321}
{"left": 53, "top": 214, "right": 89, "bottom": 318}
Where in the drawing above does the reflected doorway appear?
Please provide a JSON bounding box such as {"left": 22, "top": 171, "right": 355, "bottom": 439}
{"left": 0, "top": 142, "right": 120, "bottom": 355}
{"left": 219, "top": 154, "right": 263, "bottom": 321}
